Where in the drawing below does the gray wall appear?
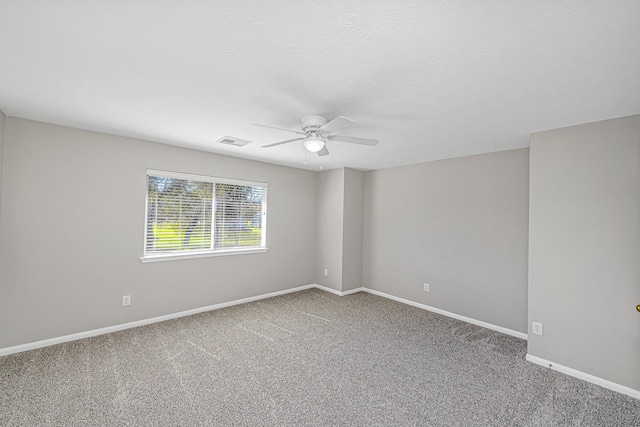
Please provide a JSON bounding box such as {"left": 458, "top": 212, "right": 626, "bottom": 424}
{"left": 315, "top": 168, "right": 344, "bottom": 291}
{"left": 342, "top": 168, "right": 364, "bottom": 291}
{"left": 315, "top": 167, "right": 365, "bottom": 292}
{"left": 528, "top": 115, "right": 640, "bottom": 391}
{"left": 0, "top": 109, "right": 5, "bottom": 226}
{"left": 0, "top": 118, "right": 318, "bottom": 349}
{"left": 363, "top": 148, "right": 530, "bottom": 333}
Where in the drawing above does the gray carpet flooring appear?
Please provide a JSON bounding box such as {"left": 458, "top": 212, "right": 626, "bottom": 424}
{"left": 1, "top": 289, "right": 639, "bottom": 426}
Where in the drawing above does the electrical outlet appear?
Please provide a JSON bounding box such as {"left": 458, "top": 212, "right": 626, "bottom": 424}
{"left": 532, "top": 322, "right": 543, "bottom": 336}
{"left": 323, "top": 269, "right": 328, "bottom": 277}
{"left": 424, "top": 283, "right": 430, "bottom": 292}
{"left": 122, "top": 295, "right": 131, "bottom": 307}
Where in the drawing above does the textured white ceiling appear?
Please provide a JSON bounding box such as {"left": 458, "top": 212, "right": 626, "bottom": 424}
{"left": 1, "top": 1, "right": 639, "bottom": 171}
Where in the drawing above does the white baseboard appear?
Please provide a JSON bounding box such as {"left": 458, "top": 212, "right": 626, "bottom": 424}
{"left": 0, "top": 283, "right": 523, "bottom": 357}
{"left": 0, "top": 284, "right": 525, "bottom": 356}
{"left": 313, "top": 284, "right": 366, "bottom": 296}
{"left": 0, "top": 284, "right": 315, "bottom": 357}
{"left": 361, "top": 288, "right": 528, "bottom": 340}
{"left": 4, "top": 283, "right": 636, "bottom": 401}
{"left": 526, "top": 354, "right": 640, "bottom": 400}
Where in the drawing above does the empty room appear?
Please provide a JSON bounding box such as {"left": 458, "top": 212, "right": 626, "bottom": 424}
{"left": 1, "top": 1, "right": 639, "bottom": 425}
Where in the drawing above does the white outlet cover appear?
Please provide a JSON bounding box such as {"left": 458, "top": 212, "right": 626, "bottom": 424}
{"left": 122, "top": 295, "right": 131, "bottom": 306}
{"left": 532, "top": 322, "right": 543, "bottom": 335}
{"left": 424, "top": 283, "right": 429, "bottom": 292}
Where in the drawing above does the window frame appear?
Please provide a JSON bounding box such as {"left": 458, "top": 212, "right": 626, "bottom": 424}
{"left": 140, "top": 169, "right": 268, "bottom": 263}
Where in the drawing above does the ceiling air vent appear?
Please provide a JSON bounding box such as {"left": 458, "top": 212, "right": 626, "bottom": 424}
{"left": 217, "top": 136, "right": 252, "bottom": 147}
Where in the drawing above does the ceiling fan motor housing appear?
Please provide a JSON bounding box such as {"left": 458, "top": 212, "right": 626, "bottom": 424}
{"left": 301, "top": 115, "right": 329, "bottom": 132}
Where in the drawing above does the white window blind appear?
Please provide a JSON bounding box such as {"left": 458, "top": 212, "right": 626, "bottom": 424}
{"left": 143, "top": 170, "right": 267, "bottom": 260}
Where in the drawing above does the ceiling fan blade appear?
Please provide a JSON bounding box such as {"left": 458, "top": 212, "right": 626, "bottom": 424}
{"left": 262, "top": 137, "right": 306, "bottom": 148}
{"left": 253, "top": 123, "right": 306, "bottom": 135}
{"left": 319, "top": 116, "right": 354, "bottom": 134}
{"left": 327, "top": 134, "right": 379, "bottom": 146}
{"left": 317, "top": 145, "right": 330, "bottom": 157}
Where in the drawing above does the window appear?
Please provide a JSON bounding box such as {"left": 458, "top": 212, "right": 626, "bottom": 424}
{"left": 142, "top": 169, "right": 267, "bottom": 262}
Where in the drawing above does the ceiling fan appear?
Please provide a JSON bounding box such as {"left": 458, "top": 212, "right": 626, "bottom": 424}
{"left": 254, "top": 115, "right": 378, "bottom": 156}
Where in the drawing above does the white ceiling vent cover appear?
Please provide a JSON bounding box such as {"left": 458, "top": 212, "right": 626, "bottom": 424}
{"left": 217, "top": 136, "right": 252, "bottom": 147}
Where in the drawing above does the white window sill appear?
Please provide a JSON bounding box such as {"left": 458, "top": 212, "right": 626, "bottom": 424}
{"left": 140, "top": 247, "right": 269, "bottom": 263}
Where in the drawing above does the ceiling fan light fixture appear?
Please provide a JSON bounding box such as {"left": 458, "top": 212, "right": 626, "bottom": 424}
{"left": 303, "top": 137, "right": 325, "bottom": 153}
